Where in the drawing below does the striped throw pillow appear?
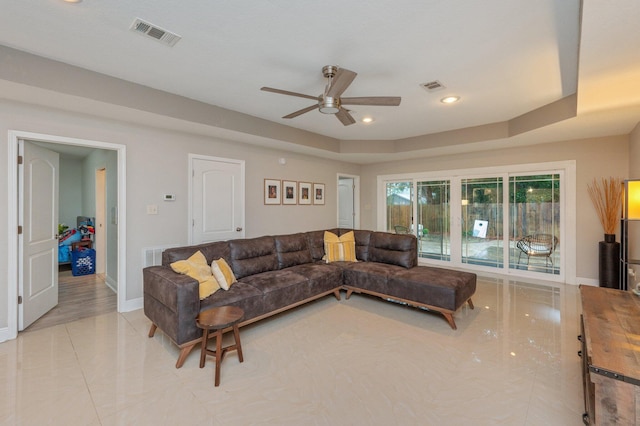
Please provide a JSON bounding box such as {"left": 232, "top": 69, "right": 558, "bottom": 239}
{"left": 324, "top": 231, "right": 357, "bottom": 263}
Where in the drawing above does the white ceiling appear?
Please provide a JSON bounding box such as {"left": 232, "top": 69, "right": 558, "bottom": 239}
{"left": 1, "top": 0, "right": 639, "bottom": 161}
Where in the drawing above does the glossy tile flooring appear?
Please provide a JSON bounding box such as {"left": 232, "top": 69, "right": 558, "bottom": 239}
{"left": 0, "top": 276, "right": 584, "bottom": 425}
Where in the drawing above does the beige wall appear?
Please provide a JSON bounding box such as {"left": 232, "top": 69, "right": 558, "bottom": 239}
{"left": 359, "top": 135, "right": 630, "bottom": 282}
{"left": 630, "top": 122, "right": 640, "bottom": 178}
{"left": 0, "top": 99, "right": 360, "bottom": 330}
{"left": 627, "top": 123, "right": 640, "bottom": 272}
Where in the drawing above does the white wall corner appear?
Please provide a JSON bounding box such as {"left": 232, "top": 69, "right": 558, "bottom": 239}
{"left": 121, "top": 297, "right": 143, "bottom": 312}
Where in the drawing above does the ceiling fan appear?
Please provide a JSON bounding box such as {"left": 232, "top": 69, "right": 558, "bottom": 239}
{"left": 261, "top": 65, "right": 401, "bottom": 126}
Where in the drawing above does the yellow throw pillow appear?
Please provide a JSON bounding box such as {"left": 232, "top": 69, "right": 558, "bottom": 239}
{"left": 324, "top": 231, "right": 357, "bottom": 263}
{"left": 211, "top": 258, "right": 237, "bottom": 290}
{"left": 170, "top": 251, "right": 220, "bottom": 299}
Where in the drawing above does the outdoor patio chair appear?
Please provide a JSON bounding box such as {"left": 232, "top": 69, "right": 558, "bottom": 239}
{"left": 394, "top": 225, "right": 409, "bottom": 234}
{"left": 516, "top": 234, "right": 559, "bottom": 267}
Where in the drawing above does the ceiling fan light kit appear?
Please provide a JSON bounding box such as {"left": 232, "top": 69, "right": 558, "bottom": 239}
{"left": 261, "top": 65, "right": 401, "bottom": 126}
{"left": 319, "top": 96, "right": 340, "bottom": 114}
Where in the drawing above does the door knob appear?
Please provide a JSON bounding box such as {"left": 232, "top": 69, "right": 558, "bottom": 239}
{"left": 236, "top": 227, "right": 243, "bottom": 232}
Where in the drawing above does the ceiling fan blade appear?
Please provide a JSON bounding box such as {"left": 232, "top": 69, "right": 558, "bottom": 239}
{"left": 261, "top": 87, "right": 319, "bottom": 101}
{"left": 335, "top": 108, "right": 356, "bottom": 126}
{"left": 341, "top": 96, "right": 401, "bottom": 106}
{"left": 326, "top": 68, "right": 357, "bottom": 98}
{"left": 283, "top": 104, "right": 318, "bottom": 119}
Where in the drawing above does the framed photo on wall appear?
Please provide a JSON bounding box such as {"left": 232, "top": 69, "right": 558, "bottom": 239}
{"left": 313, "top": 183, "right": 325, "bottom": 205}
{"left": 282, "top": 180, "right": 297, "bottom": 205}
{"left": 264, "top": 179, "right": 281, "bottom": 205}
{"left": 298, "top": 182, "right": 312, "bottom": 205}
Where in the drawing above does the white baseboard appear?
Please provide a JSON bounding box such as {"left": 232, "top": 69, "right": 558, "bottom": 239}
{"left": 0, "top": 327, "right": 9, "bottom": 343}
{"left": 121, "top": 297, "right": 143, "bottom": 312}
{"left": 105, "top": 275, "right": 117, "bottom": 293}
{"left": 576, "top": 278, "right": 599, "bottom": 287}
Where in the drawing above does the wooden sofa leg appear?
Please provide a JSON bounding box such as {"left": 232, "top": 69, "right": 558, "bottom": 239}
{"left": 442, "top": 313, "right": 457, "bottom": 330}
{"left": 148, "top": 323, "right": 158, "bottom": 338}
{"left": 176, "top": 342, "right": 199, "bottom": 369}
{"left": 345, "top": 289, "right": 354, "bottom": 300}
{"left": 467, "top": 298, "right": 475, "bottom": 310}
{"left": 333, "top": 289, "right": 341, "bottom": 300}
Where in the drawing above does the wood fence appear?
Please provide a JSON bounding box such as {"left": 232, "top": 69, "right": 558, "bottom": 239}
{"left": 387, "top": 203, "right": 560, "bottom": 240}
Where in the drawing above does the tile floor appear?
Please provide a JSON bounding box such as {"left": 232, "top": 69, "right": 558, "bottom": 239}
{"left": 0, "top": 276, "right": 585, "bottom": 425}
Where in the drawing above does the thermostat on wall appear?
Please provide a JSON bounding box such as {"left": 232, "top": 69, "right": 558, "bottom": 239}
{"left": 164, "top": 194, "right": 176, "bottom": 201}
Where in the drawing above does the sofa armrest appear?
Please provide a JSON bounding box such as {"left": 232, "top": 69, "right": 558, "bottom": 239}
{"left": 143, "top": 266, "right": 201, "bottom": 345}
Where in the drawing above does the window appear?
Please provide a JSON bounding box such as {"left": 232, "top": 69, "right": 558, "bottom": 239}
{"left": 417, "top": 180, "right": 450, "bottom": 260}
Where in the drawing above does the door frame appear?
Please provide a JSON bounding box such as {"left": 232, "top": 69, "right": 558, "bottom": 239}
{"left": 337, "top": 173, "right": 360, "bottom": 229}
{"left": 7, "top": 130, "right": 127, "bottom": 340}
{"left": 95, "top": 168, "right": 106, "bottom": 275}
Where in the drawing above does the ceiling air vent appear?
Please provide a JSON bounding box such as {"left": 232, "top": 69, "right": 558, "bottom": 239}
{"left": 130, "top": 18, "right": 181, "bottom": 47}
{"left": 421, "top": 80, "right": 445, "bottom": 92}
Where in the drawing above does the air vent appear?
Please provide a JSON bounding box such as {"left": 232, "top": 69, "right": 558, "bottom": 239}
{"left": 421, "top": 80, "right": 445, "bottom": 92}
{"left": 130, "top": 18, "right": 181, "bottom": 47}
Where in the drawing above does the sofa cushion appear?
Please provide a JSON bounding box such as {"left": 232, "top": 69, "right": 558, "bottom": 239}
{"left": 286, "top": 262, "right": 344, "bottom": 293}
{"left": 199, "top": 281, "right": 265, "bottom": 321}
{"left": 162, "top": 241, "right": 231, "bottom": 266}
{"left": 306, "top": 228, "right": 340, "bottom": 261}
{"left": 324, "top": 231, "right": 357, "bottom": 262}
{"left": 388, "top": 266, "right": 477, "bottom": 312}
{"left": 368, "top": 232, "right": 417, "bottom": 268}
{"left": 343, "top": 261, "right": 406, "bottom": 295}
{"left": 275, "top": 233, "right": 312, "bottom": 269}
{"left": 169, "top": 251, "right": 220, "bottom": 299}
{"left": 352, "top": 230, "right": 372, "bottom": 261}
{"left": 239, "top": 270, "right": 312, "bottom": 311}
{"left": 229, "top": 236, "right": 279, "bottom": 279}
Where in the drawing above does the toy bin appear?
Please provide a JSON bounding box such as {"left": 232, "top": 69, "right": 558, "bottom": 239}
{"left": 71, "top": 248, "right": 96, "bottom": 276}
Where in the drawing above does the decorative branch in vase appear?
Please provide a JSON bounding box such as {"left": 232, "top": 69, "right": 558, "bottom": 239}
{"left": 587, "top": 177, "right": 623, "bottom": 239}
{"left": 587, "top": 177, "right": 623, "bottom": 288}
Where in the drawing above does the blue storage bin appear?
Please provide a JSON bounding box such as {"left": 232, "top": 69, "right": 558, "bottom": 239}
{"left": 71, "top": 248, "right": 96, "bottom": 276}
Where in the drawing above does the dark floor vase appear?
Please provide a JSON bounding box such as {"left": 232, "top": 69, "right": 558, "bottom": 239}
{"left": 599, "top": 234, "right": 620, "bottom": 288}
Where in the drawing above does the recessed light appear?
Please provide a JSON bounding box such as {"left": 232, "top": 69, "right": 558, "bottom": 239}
{"left": 63, "top": 0, "right": 82, "bottom": 3}
{"left": 440, "top": 96, "right": 460, "bottom": 104}
{"left": 362, "top": 117, "right": 374, "bottom": 124}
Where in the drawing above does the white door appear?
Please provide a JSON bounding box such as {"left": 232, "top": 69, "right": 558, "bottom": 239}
{"left": 19, "top": 141, "right": 59, "bottom": 330}
{"left": 191, "top": 156, "right": 244, "bottom": 244}
{"left": 338, "top": 177, "right": 355, "bottom": 228}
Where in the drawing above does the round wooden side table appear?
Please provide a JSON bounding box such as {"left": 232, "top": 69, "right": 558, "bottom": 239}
{"left": 196, "top": 306, "right": 245, "bottom": 387}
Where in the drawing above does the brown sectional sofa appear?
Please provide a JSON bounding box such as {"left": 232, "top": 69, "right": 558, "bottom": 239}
{"left": 143, "top": 229, "right": 476, "bottom": 368}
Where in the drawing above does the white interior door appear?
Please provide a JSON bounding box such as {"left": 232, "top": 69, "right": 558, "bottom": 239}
{"left": 19, "top": 140, "right": 59, "bottom": 330}
{"left": 338, "top": 177, "right": 355, "bottom": 228}
{"left": 191, "top": 156, "right": 244, "bottom": 244}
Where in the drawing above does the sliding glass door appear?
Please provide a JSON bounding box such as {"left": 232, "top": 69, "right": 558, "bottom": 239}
{"left": 385, "top": 181, "right": 412, "bottom": 234}
{"left": 508, "top": 174, "right": 560, "bottom": 274}
{"left": 378, "top": 163, "right": 569, "bottom": 281}
{"left": 461, "top": 177, "right": 503, "bottom": 268}
{"left": 417, "top": 180, "right": 450, "bottom": 260}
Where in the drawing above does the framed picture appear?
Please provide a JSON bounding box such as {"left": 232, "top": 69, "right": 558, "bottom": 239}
{"left": 313, "top": 183, "right": 325, "bottom": 205}
{"left": 264, "top": 179, "right": 281, "bottom": 205}
{"left": 282, "top": 180, "right": 297, "bottom": 205}
{"left": 298, "top": 182, "right": 312, "bottom": 205}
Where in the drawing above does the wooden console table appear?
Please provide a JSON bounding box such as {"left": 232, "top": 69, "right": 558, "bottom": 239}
{"left": 580, "top": 285, "right": 640, "bottom": 424}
